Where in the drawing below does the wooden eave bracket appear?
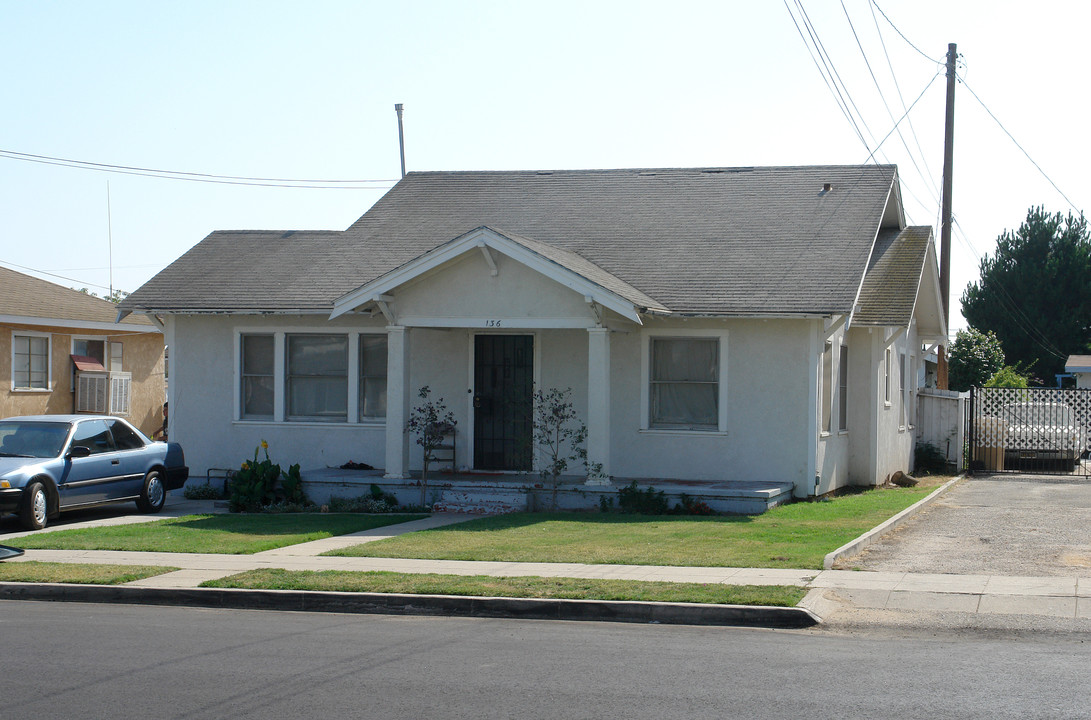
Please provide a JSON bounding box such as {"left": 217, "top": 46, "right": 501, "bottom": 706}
{"left": 585, "top": 296, "right": 603, "bottom": 326}
{"left": 374, "top": 295, "right": 395, "bottom": 324}
{"left": 822, "top": 314, "right": 846, "bottom": 342}
{"left": 883, "top": 326, "right": 906, "bottom": 350}
{"left": 478, "top": 242, "right": 498, "bottom": 276}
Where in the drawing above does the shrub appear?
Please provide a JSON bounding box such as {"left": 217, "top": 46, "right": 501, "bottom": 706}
{"left": 915, "top": 442, "right": 949, "bottom": 475}
{"left": 674, "top": 494, "right": 715, "bottom": 516}
{"left": 228, "top": 440, "right": 310, "bottom": 512}
{"left": 183, "top": 482, "right": 224, "bottom": 501}
{"left": 617, "top": 480, "right": 670, "bottom": 515}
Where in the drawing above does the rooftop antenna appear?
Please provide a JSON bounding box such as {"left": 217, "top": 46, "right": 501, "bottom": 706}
{"left": 395, "top": 103, "right": 406, "bottom": 178}
{"left": 106, "top": 180, "right": 114, "bottom": 298}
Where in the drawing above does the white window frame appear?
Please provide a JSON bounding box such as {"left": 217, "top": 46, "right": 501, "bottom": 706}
{"left": 820, "top": 341, "right": 833, "bottom": 435}
{"left": 639, "top": 329, "right": 728, "bottom": 434}
{"left": 899, "top": 351, "right": 907, "bottom": 431}
{"left": 71, "top": 336, "right": 107, "bottom": 364}
{"left": 109, "top": 341, "right": 124, "bottom": 372}
{"left": 285, "top": 333, "right": 350, "bottom": 423}
{"left": 884, "top": 348, "right": 892, "bottom": 407}
{"left": 358, "top": 333, "right": 388, "bottom": 422}
{"left": 233, "top": 327, "right": 389, "bottom": 426}
{"left": 11, "top": 331, "right": 51, "bottom": 391}
{"left": 838, "top": 344, "right": 849, "bottom": 432}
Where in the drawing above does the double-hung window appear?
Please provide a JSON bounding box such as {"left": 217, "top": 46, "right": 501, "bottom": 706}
{"left": 358, "top": 335, "right": 388, "bottom": 420}
{"left": 838, "top": 345, "right": 849, "bottom": 431}
{"left": 649, "top": 337, "right": 719, "bottom": 430}
{"left": 240, "top": 334, "right": 275, "bottom": 419}
{"left": 13, "top": 334, "right": 49, "bottom": 389}
{"left": 287, "top": 334, "right": 348, "bottom": 422}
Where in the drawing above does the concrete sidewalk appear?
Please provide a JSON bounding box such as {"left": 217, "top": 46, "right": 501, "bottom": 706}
{"left": 5, "top": 492, "right": 1091, "bottom": 625}
{"left": 5, "top": 502, "right": 1091, "bottom": 621}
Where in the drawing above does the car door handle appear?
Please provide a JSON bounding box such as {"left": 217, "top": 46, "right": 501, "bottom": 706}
{"left": 111, "top": 460, "right": 120, "bottom": 465}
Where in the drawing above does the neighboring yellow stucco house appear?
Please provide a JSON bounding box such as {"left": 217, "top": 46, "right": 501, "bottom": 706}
{"left": 1, "top": 266, "right": 166, "bottom": 437}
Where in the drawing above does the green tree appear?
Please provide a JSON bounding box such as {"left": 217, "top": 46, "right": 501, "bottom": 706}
{"left": 960, "top": 206, "right": 1091, "bottom": 383}
{"left": 984, "top": 365, "right": 1029, "bottom": 389}
{"left": 947, "top": 328, "right": 1005, "bottom": 392}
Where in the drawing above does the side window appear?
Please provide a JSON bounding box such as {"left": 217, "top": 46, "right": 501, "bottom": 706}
{"left": 13, "top": 334, "right": 49, "bottom": 389}
{"left": 70, "top": 420, "right": 115, "bottom": 454}
{"left": 649, "top": 337, "right": 719, "bottom": 429}
{"left": 241, "top": 334, "right": 275, "bottom": 419}
{"left": 108, "top": 420, "right": 145, "bottom": 450}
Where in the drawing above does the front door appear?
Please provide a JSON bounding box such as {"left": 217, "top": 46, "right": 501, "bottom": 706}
{"left": 473, "top": 334, "right": 533, "bottom": 471}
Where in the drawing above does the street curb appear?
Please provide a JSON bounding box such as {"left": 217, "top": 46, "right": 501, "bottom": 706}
{"left": 822, "top": 474, "right": 966, "bottom": 569}
{"left": 0, "top": 582, "right": 819, "bottom": 628}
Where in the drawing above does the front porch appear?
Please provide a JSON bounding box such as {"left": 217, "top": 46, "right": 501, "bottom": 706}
{"left": 300, "top": 467, "right": 794, "bottom": 515}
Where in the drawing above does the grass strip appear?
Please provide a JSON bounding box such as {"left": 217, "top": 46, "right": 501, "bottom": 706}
{"left": 11, "top": 514, "right": 427, "bottom": 555}
{"left": 201, "top": 568, "right": 807, "bottom": 606}
{"left": 327, "top": 483, "right": 939, "bottom": 569}
{"left": 0, "top": 561, "right": 177, "bottom": 585}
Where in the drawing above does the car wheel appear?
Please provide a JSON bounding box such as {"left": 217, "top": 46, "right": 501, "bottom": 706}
{"left": 19, "top": 481, "right": 48, "bottom": 531}
{"left": 136, "top": 470, "right": 166, "bottom": 513}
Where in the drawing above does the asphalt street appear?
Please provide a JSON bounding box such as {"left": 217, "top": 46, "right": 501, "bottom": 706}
{"left": 2, "top": 600, "right": 1089, "bottom": 720}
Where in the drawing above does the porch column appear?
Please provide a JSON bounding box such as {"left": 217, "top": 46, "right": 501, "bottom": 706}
{"left": 384, "top": 326, "right": 410, "bottom": 479}
{"left": 586, "top": 327, "right": 611, "bottom": 484}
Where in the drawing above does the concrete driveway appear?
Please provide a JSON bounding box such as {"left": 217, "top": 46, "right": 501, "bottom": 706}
{"left": 838, "top": 474, "right": 1091, "bottom": 577}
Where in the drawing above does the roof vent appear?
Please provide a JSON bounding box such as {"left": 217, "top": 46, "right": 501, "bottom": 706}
{"left": 822, "top": 183, "right": 833, "bottom": 193}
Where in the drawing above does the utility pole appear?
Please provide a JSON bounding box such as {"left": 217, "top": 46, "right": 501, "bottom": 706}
{"left": 395, "top": 103, "right": 406, "bottom": 179}
{"left": 937, "top": 42, "right": 957, "bottom": 390}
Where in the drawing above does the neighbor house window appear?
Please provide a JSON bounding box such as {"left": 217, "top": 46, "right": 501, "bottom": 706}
{"left": 287, "top": 334, "right": 348, "bottom": 422}
{"left": 13, "top": 334, "right": 49, "bottom": 389}
{"left": 72, "top": 338, "right": 106, "bottom": 364}
{"left": 838, "top": 345, "right": 849, "bottom": 431}
{"left": 359, "top": 335, "right": 388, "bottom": 420}
{"left": 240, "top": 334, "right": 275, "bottom": 419}
{"left": 821, "top": 341, "right": 833, "bottom": 433}
{"left": 109, "top": 342, "right": 123, "bottom": 372}
{"left": 649, "top": 337, "right": 719, "bottom": 429}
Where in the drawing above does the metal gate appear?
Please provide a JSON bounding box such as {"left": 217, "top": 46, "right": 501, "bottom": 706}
{"left": 968, "top": 387, "right": 1091, "bottom": 476}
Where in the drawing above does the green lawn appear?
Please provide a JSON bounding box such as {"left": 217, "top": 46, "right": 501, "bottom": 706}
{"left": 202, "top": 568, "right": 807, "bottom": 606}
{"left": 11, "top": 514, "right": 427, "bottom": 554}
{"left": 326, "top": 484, "right": 939, "bottom": 569}
{"left": 0, "top": 561, "right": 177, "bottom": 584}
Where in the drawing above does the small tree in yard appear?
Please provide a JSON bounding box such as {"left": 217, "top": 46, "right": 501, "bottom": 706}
{"left": 533, "top": 387, "right": 588, "bottom": 510}
{"left": 947, "top": 328, "right": 1006, "bottom": 392}
{"left": 406, "top": 386, "right": 456, "bottom": 507}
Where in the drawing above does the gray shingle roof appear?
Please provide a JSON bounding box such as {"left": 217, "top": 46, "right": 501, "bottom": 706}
{"left": 853, "top": 226, "right": 933, "bottom": 327}
{"left": 121, "top": 165, "right": 901, "bottom": 317}
{"left": 0, "top": 265, "right": 155, "bottom": 328}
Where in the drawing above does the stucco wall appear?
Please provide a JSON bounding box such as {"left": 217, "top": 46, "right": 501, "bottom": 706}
{"left": 1, "top": 323, "right": 164, "bottom": 433}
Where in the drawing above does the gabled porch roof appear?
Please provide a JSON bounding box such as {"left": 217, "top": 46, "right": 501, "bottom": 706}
{"left": 330, "top": 226, "right": 667, "bottom": 324}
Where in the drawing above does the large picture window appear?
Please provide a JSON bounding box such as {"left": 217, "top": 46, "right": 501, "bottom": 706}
{"left": 241, "top": 334, "right": 275, "bottom": 419}
{"left": 287, "top": 334, "right": 348, "bottom": 422}
{"left": 359, "top": 335, "right": 387, "bottom": 420}
{"left": 13, "top": 334, "right": 49, "bottom": 389}
{"left": 649, "top": 337, "right": 719, "bottom": 429}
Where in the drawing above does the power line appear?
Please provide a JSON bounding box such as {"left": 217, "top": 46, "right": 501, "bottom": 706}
{"left": 868, "top": 0, "right": 941, "bottom": 200}
{"left": 869, "top": 1, "right": 940, "bottom": 64}
{"left": 842, "top": 0, "right": 939, "bottom": 207}
{"left": 0, "top": 148, "right": 399, "bottom": 190}
{"left": 957, "top": 76, "right": 1083, "bottom": 216}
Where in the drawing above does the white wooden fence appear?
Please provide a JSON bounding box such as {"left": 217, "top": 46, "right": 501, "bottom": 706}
{"left": 916, "top": 388, "right": 966, "bottom": 471}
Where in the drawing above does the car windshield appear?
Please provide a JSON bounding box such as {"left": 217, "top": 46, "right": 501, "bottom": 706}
{"left": 0, "top": 421, "right": 71, "bottom": 458}
{"left": 1003, "top": 404, "right": 1075, "bottom": 426}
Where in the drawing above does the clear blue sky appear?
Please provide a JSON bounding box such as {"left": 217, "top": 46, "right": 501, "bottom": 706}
{"left": 2, "top": 1, "right": 1088, "bottom": 335}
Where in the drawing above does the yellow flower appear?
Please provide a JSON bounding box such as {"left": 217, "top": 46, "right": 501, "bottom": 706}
{"left": 241, "top": 461, "right": 249, "bottom": 470}
{"left": 261, "top": 440, "right": 268, "bottom": 450}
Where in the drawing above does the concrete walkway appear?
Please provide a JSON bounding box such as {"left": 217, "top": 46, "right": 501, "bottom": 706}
{"left": 4, "top": 497, "right": 1091, "bottom": 621}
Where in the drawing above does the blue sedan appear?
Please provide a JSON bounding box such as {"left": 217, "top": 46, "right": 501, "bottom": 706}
{"left": 0, "top": 415, "right": 188, "bottom": 531}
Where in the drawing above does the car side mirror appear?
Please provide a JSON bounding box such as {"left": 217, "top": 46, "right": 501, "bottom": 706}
{"left": 66, "top": 446, "right": 92, "bottom": 459}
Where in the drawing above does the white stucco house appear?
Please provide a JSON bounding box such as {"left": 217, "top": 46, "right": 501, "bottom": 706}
{"left": 118, "top": 165, "right": 946, "bottom": 507}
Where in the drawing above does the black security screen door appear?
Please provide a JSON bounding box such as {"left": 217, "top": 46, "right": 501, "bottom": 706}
{"left": 474, "top": 335, "right": 533, "bottom": 471}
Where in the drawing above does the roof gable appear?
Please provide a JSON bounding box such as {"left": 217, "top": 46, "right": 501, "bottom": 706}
{"left": 853, "top": 226, "right": 947, "bottom": 342}
{"left": 331, "top": 227, "right": 660, "bottom": 323}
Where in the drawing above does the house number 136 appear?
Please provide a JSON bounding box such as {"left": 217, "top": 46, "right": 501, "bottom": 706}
{"left": 485, "top": 319, "right": 502, "bottom": 327}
